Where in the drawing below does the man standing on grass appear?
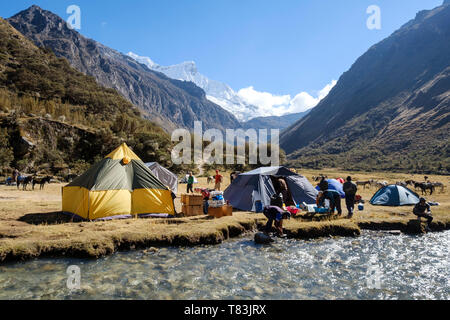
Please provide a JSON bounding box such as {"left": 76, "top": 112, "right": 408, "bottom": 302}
{"left": 214, "top": 170, "right": 223, "bottom": 191}
{"left": 187, "top": 172, "right": 194, "bottom": 194}
{"left": 343, "top": 176, "right": 358, "bottom": 218}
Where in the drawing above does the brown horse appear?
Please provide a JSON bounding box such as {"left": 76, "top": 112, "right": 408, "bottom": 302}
{"left": 17, "top": 176, "right": 33, "bottom": 191}
{"left": 414, "top": 182, "right": 435, "bottom": 195}
{"left": 356, "top": 180, "right": 373, "bottom": 189}
{"left": 32, "top": 176, "right": 52, "bottom": 190}
{"left": 431, "top": 182, "right": 444, "bottom": 193}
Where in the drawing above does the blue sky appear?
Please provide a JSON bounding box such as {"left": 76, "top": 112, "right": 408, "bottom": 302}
{"left": 0, "top": 0, "right": 443, "bottom": 97}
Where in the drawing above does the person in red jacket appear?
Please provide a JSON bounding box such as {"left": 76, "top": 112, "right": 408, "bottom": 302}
{"left": 214, "top": 170, "right": 223, "bottom": 191}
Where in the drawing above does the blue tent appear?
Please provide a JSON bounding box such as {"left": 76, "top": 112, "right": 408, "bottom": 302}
{"left": 223, "top": 166, "right": 318, "bottom": 212}
{"left": 370, "top": 185, "right": 420, "bottom": 206}
{"left": 315, "top": 179, "right": 345, "bottom": 198}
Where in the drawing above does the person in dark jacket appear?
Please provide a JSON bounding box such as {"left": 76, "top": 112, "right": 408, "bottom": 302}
{"left": 413, "top": 197, "right": 433, "bottom": 227}
{"left": 343, "top": 176, "right": 358, "bottom": 218}
{"left": 318, "top": 189, "right": 342, "bottom": 215}
{"left": 263, "top": 205, "right": 290, "bottom": 237}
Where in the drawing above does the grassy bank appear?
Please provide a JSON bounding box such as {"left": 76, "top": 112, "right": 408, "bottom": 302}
{"left": 0, "top": 169, "right": 449, "bottom": 263}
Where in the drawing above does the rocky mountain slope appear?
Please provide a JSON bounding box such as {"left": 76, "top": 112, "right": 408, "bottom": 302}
{"left": 0, "top": 17, "right": 175, "bottom": 176}
{"left": 241, "top": 111, "right": 309, "bottom": 130}
{"left": 280, "top": 1, "right": 450, "bottom": 174}
{"left": 7, "top": 5, "right": 241, "bottom": 132}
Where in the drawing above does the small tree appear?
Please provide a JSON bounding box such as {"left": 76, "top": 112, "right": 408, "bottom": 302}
{"left": 0, "top": 128, "right": 13, "bottom": 168}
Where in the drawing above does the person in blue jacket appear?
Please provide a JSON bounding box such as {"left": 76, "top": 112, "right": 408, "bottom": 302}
{"left": 317, "top": 189, "right": 342, "bottom": 215}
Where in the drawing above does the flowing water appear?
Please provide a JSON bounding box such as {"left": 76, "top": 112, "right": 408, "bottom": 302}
{"left": 0, "top": 231, "right": 448, "bottom": 300}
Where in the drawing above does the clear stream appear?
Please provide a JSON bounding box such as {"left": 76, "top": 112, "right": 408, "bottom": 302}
{"left": 0, "top": 230, "right": 448, "bottom": 300}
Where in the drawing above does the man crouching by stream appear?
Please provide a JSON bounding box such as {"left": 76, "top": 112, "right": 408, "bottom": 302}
{"left": 413, "top": 197, "right": 433, "bottom": 230}
{"left": 263, "top": 205, "right": 291, "bottom": 237}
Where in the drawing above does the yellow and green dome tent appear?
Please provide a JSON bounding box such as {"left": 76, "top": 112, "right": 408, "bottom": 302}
{"left": 62, "top": 143, "right": 175, "bottom": 220}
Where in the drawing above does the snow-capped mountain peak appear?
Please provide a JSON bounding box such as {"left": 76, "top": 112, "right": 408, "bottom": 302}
{"left": 128, "top": 52, "right": 157, "bottom": 69}
{"left": 127, "top": 52, "right": 259, "bottom": 122}
{"left": 127, "top": 52, "right": 337, "bottom": 122}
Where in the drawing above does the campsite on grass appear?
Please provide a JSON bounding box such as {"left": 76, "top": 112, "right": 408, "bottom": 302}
{"left": 1, "top": 142, "right": 449, "bottom": 259}
{"left": 0, "top": 0, "right": 449, "bottom": 302}
{"left": 0, "top": 159, "right": 449, "bottom": 299}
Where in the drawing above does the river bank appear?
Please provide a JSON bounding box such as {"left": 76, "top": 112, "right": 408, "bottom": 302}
{"left": 0, "top": 170, "right": 448, "bottom": 263}
{"left": 1, "top": 230, "right": 449, "bottom": 300}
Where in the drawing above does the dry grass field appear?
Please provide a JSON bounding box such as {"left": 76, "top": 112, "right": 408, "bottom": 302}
{"left": 0, "top": 169, "right": 448, "bottom": 263}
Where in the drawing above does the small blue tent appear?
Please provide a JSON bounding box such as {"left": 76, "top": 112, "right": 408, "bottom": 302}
{"left": 370, "top": 185, "right": 420, "bottom": 206}
{"left": 223, "top": 166, "right": 318, "bottom": 212}
{"left": 315, "top": 179, "right": 345, "bottom": 198}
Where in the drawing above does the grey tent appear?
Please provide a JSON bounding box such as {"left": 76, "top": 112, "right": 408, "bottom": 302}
{"left": 145, "top": 162, "right": 178, "bottom": 194}
{"left": 370, "top": 185, "right": 420, "bottom": 206}
{"left": 223, "top": 166, "right": 318, "bottom": 212}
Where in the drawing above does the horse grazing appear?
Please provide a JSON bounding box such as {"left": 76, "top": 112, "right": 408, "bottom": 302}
{"left": 17, "top": 176, "right": 33, "bottom": 191}
{"left": 431, "top": 182, "right": 444, "bottom": 193}
{"left": 414, "top": 182, "right": 435, "bottom": 195}
{"left": 356, "top": 180, "right": 373, "bottom": 189}
{"left": 32, "top": 176, "right": 52, "bottom": 190}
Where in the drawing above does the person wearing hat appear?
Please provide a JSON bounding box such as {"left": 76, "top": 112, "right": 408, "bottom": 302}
{"left": 214, "top": 170, "right": 223, "bottom": 191}
{"left": 343, "top": 176, "right": 358, "bottom": 218}
{"left": 413, "top": 197, "right": 433, "bottom": 228}
{"left": 263, "top": 205, "right": 290, "bottom": 237}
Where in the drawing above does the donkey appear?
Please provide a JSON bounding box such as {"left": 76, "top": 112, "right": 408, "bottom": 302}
{"left": 356, "top": 180, "right": 373, "bottom": 189}
{"left": 32, "top": 176, "right": 52, "bottom": 190}
{"left": 431, "top": 182, "right": 445, "bottom": 193}
{"left": 415, "top": 182, "right": 435, "bottom": 195}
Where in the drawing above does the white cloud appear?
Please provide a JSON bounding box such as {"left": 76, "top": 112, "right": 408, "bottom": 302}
{"left": 318, "top": 80, "right": 337, "bottom": 100}
{"left": 237, "top": 80, "right": 337, "bottom": 117}
{"left": 236, "top": 87, "right": 290, "bottom": 114}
